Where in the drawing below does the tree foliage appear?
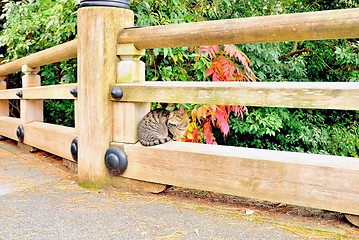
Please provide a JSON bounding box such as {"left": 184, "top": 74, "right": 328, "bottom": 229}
{"left": 0, "top": 0, "right": 78, "bottom": 126}
{"left": 0, "top": 0, "right": 358, "bottom": 156}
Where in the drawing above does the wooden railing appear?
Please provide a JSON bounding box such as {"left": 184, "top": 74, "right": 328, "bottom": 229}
{"left": 0, "top": 5, "right": 358, "bottom": 218}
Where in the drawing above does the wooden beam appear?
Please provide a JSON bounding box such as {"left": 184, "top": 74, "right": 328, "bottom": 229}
{"left": 118, "top": 8, "right": 359, "bottom": 49}
{"left": 0, "top": 89, "right": 20, "bottom": 100}
{"left": 0, "top": 117, "right": 76, "bottom": 161}
{"left": 0, "top": 8, "right": 357, "bottom": 77}
{"left": 0, "top": 117, "right": 20, "bottom": 140}
{"left": 111, "top": 81, "right": 359, "bottom": 110}
{"left": 118, "top": 141, "right": 359, "bottom": 215}
{"left": 23, "top": 121, "right": 76, "bottom": 160}
{"left": 0, "top": 40, "right": 78, "bottom": 76}
{"left": 0, "top": 83, "right": 77, "bottom": 100}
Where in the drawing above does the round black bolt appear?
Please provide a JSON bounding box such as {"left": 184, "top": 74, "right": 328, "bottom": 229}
{"left": 16, "top": 91, "right": 23, "bottom": 98}
{"left": 111, "top": 87, "right": 123, "bottom": 100}
{"left": 16, "top": 125, "right": 24, "bottom": 143}
{"left": 79, "top": 0, "right": 129, "bottom": 9}
{"left": 70, "top": 87, "right": 78, "bottom": 98}
{"left": 70, "top": 137, "right": 78, "bottom": 162}
{"left": 105, "top": 146, "right": 128, "bottom": 175}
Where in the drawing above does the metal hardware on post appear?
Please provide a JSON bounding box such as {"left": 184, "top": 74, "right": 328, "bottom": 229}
{"left": 111, "top": 87, "right": 123, "bottom": 100}
{"left": 79, "top": 0, "right": 129, "bottom": 9}
{"left": 104, "top": 146, "right": 128, "bottom": 175}
{"left": 70, "top": 137, "right": 78, "bottom": 162}
{"left": 70, "top": 87, "right": 78, "bottom": 98}
{"left": 16, "top": 91, "right": 23, "bottom": 98}
{"left": 16, "top": 125, "right": 24, "bottom": 143}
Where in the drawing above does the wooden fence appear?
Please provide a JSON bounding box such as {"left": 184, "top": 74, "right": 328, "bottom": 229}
{"left": 0, "top": 4, "right": 359, "bottom": 217}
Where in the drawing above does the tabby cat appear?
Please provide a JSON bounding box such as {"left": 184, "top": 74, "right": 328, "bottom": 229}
{"left": 137, "top": 106, "right": 189, "bottom": 146}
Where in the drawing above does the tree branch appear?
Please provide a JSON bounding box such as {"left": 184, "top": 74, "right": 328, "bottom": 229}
{"left": 279, "top": 48, "right": 310, "bottom": 60}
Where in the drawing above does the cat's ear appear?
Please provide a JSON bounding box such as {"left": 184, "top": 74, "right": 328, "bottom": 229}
{"left": 178, "top": 105, "right": 184, "bottom": 113}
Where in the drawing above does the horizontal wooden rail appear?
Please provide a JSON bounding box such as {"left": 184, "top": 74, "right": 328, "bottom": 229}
{"left": 111, "top": 81, "right": 359, "bottom": 110}
{"left": 118, "top": 8, "right": 359, "bottom": 49}
{"left": 0, "top": 83, "right": 77, "bottom": 100}
{"left": 1, "top": 9, "right": 357, "bottom": 75}
{"left": 0, "top": 117, "right": 20, "bottom": 140}
{"left": 0, "top": 117, "right": 76, "bottom": 160}
{"left": 115, "top": 141, "right": 359, "bottom": 215}
{"left": 0, "top": 40, "right": 78, "bottom": 76}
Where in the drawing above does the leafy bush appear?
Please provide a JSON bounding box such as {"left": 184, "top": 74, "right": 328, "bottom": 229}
{"left": 226, "top": 108, "right": 359, "bottom": 157}
{"left": 1, "top": 0, "right": 358, "bottom": 156}
{"left": 0, "top": 0, "right": 78, "bottom": 126}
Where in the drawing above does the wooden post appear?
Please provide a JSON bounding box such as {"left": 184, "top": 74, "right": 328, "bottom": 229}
{"left": 0, "top": 76, "right": 8, "bottom": 140}
{"left": 19, "top": 65, "right": 42, "bottom": 151}
{"left": 110, "top": 44, "right": 166, "bottom": 193}
{"left": 77, "top": 3, "right": 134, "bottom": 186}
{"left": 113, "top": 44, "right": 149, "bottom": 143}
{"left": 0, "top": 76, "right": 8, "bottom": 116}
{"left": 20, "top": 65, "right": 43, "bottom": 123}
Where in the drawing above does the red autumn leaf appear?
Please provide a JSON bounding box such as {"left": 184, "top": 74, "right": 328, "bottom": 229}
{"left": 198, "top": 45, "right": 220, "bottom": 59}
{"left": 193, "top": 127, "right": 199, "bottom": 139}
{"left": 212, "top": 106, "right": 230, "bottom": 137}
{"left": 203, "top": 121, "right": 215, "bottom": 144}
{"left": 206, "top": 67, "right": 215, "bottom": 77}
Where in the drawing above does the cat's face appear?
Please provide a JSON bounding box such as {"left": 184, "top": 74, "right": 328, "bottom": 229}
{"left": 168, "top": 106, "right": 188, "bottom": 125}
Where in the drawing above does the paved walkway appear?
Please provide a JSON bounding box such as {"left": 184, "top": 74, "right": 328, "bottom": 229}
{"left": 0, "top": 141, "right": 358, "bottom": 239}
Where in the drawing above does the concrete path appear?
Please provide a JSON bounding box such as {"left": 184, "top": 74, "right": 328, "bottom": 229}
{"left": 0, "top": 141, "right": 358, "bottom": 240}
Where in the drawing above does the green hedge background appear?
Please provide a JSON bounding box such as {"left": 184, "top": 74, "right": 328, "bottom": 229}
{"left": 1, "top": 0, "right": 358, "bottom": 156}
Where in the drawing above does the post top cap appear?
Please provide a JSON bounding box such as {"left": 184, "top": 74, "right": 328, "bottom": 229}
{"left": 79, "top": 0, "right": 129, "bottom": 9}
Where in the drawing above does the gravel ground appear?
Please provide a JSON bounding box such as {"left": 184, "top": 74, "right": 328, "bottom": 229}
{"left": 0, "top": 141, "right": 358, "bottom": 240}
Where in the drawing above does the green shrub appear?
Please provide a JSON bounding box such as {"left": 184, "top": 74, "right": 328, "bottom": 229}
{"left": 1, "top": 0, "right": 358, "bottom": 156}
{"left": 0, "top": 0, "right": 78, "bottom": 126}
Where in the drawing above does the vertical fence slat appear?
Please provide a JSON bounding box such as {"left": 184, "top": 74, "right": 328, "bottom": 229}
{"left": 20, "top": 65, "right": 43, "bottom": 125}
{"left": 0, "top": 77, "right": 8, "bottom": 117}
{"left": 113, "top": 44, "right": 149, "bottom": 143}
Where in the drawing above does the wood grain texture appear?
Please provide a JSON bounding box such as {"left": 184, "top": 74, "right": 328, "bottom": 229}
{"left": 0, "top": 40, "right": 77, "bottom": 76}
{"left": 77, "top": 7, "right": 134, "bottom": 185}
{"left": 345, "top": 214, "right": 359, "bottom": 227}
{"left": 20, "top": 68, "right": 43, "bottom": 124}
{"left": 0, "top": 83, "right": 77, "bottom": 100}
{"left": 109, "top": 175, "right": 166, "bottom": 194}
{"left": 0, "top": 89, "right": 20, "bottom": 100}
{"left": 0, "top": 77, "right": 8, "bottom": 116}
{"left": 0, "top": 117, "right": 76, "bottom": 160}
{"left": 117, "top": 141, "right": 359, "bottom": 215}
{"left": 112, "top": 81, "right": 359, "bottom": 110}
{"left": 23, "top": 121, "right": 76, "bottom": 160}
{"left": 118, "top": 8, "right": 359, "bottom": 49}
{"left": 113, "top": 54, "right": 149, "bottom": 143}
{"left": 113, "top": 102, "right": 149, "bottom": 143}
{"left": 0, "top": 117, "right": 20, "bottom": 139}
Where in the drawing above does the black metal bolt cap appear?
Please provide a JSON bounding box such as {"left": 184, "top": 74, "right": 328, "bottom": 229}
{"left": 16, "top": 91, "right": 23, "bottom": 98}
{"left": 70, "top": 137, "right": 78, "bottom": 162}
{"left": 105, "top": 146, "right": 128, "bottom": 175}
{"left": 16, "top": 125, "right": 24, "bottom": 142}
{"left": 70, "top": 87, "right": 78, "bottom": 98}
{"left": 80, "top": 0, "right": 129, "bottom": 9}
{"left": 111, "top": 87, "right": 123, "bottom": 100}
